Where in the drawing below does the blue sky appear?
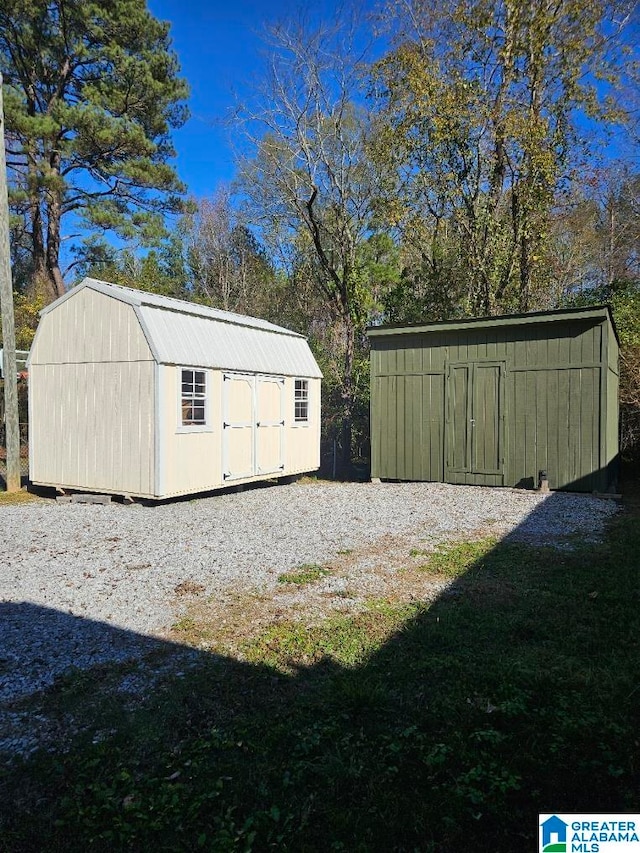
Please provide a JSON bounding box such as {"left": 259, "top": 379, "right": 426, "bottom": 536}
{"left": 147, "top": 0, "right": 347, "bottom": 199}
{"left": 145, "top": 1, "right": 639, "bottom": 205}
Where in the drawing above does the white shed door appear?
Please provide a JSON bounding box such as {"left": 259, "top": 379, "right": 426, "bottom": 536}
{"left": 222, "top": 373, "right": 285, "bottom": 482}
{"left": 223, "top": 373, "right": 255, "bottom": 481}
{"left": 256, "top": 376, "right": 285, "bottom": 476}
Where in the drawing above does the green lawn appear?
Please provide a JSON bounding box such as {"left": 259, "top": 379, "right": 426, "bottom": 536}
{"left": 1, "top": 512, "right": 639, "bottom": 852}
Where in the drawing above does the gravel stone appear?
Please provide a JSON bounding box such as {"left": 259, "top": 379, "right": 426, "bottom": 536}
{"left": 0, "top": 481, "right": 618, "bottom": 752}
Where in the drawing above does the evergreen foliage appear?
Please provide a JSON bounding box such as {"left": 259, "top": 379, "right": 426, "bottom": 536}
{"left": 1, "top": 0, "right": 190, "bottom": 300}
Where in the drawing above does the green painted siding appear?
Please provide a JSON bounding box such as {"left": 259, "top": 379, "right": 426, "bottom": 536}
{"left": 368, "top": 307, "right": 619, "bottom": 492}
{"left": 603, "top": 320, "right": 620, "bottom": 491}
{"left": 447, "top": 365, "right": 470, "bottom": 472}
{"left": 372, "top": 373, "right": 445, "bottom": 481}
{"left": 472, "top": 363, "right": 503, "bottom": 474}
{"left": 506, "top": 365, "right": 600, "bottom": 490}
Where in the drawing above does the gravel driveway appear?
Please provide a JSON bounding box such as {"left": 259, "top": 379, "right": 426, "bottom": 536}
{"left": 0, "top": 481, "right": 618, "bottom": 716}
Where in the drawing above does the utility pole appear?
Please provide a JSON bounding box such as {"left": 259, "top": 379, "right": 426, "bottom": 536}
{"left": 0, "top": 71, "right": 21, "bottom": 491}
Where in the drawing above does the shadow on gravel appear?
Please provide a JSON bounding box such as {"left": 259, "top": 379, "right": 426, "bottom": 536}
{"left": 0, "top": 603, "right": 189, "bottom": 706}
{"left": 1, "top": 489, "right": 638, "bottom": 853}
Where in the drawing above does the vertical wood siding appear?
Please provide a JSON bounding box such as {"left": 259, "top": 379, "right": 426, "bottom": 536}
{"left": 604, "top": 322, "right": 620, "bottom": 490}
{"left": 159, "top": 366, "right": 222, "bottom": 497}
{"left": 29, "top": 361, "right": 155, "bottom": 495}
{"left": 30, "top": 288, "right": 151, "bottom": 364}
{"left": 284, "top": 376, "right": 321, "bottom": 474}
{"left": 507, "top": 366, "right": 600, "bottom": 490}
{"left": 29, "top": 290, "right": 156, "bottom": 495}
{"left": 371, "top": 373, "right": 444, "bottom": 481}
{"left": 369, "top": 314, "right": 617, "bottom": 491}
{"left": 160, "top": 368, "right": 321, "bottom": 498}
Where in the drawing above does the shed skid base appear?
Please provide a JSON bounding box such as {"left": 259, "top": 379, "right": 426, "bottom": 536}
{"left": 69, "top": 493, "right": 112, "bottom": 505}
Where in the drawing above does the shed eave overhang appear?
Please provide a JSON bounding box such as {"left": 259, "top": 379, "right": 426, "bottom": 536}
{"left": 366, "top": 305, "right": 617, "bottom": 343}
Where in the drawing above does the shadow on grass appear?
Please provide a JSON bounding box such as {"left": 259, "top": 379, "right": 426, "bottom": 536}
{"left": 0, "top": 490, "right": 638, "bottom": 852}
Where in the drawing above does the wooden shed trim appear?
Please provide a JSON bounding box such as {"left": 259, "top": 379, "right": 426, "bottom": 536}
{"left": 367, "top": 305, "right": 618, "bottom": 345}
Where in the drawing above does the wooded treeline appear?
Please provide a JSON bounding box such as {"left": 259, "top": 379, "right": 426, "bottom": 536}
{"left": 2, "top": 0, "right": 639, "bottom": 470}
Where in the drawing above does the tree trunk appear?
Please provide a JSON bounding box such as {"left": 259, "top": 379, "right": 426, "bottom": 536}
{"left": 519, "top": 229, "right": 531, "bottom": 312}
{"left": 28, "top": 157, "right": 53, "bottom": 301}
{"left": 340, "top": 314, "right": 356, "bottom": 474}
{"left": 340, "top": 412, "right": 353, "bottom": 476}
{"left": 45, "top": 156, "right": 66, "bottom": 299}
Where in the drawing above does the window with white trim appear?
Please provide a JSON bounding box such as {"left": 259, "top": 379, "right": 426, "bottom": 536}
{"left": 294, "top": 378, "right": 309, "bottom": 423}
{"left": 181, "top": 368, "right": 207, "bottom": 427}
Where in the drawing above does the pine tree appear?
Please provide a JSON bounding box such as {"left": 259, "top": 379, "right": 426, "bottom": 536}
{"left": 1, "top": 0, "right": 190, "bottom": 300}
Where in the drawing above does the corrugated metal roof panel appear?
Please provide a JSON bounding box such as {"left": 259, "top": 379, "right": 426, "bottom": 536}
{"left": 83, "top": 278, "right": 300, "bottom": 336}
{"left": 138, "top": 305, "right": 322, "bottom": 377}
{"left": 40, "top": 278, "right": 323, "bottom": 378}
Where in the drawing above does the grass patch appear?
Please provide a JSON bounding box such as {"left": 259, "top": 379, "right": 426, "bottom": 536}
{"left": 170, "top": 613, "right": 218, "bottom": 648}
{"left": 420, "top": 536, "right": 499, "bottom": 577}
{"left": 409, "top": 546, "right": 429, "bottom": 557}
{"left": 242, "top": 603, "right": 418, "bottom": 672}
{"left": 0, "top": 488, "right": 42, "bottom": 505}
{"left": 277, "top": 564, "right": 331, "bottom": 585}
{"left": 2, "top": 515, "right": 639, "bottom": 852}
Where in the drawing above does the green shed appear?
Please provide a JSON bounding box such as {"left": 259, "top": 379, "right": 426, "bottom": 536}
{"left": 367, "top": 306, "right": 619, "bottom": 493}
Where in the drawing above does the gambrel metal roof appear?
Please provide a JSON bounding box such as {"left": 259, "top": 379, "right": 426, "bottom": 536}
{"left": 41, "top": 278, "right": 322, "bottom": 378}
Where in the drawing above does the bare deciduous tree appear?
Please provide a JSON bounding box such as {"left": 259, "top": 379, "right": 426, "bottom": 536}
{"left": 236, "top": 13, "right": 380, "bottom": 470}
{"left": 185, "top": 189, "right": 276, "bottom": 317}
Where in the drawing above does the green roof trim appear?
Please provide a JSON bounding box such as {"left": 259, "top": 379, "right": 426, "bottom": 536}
{"left": 366, "top": 305, "right": 619, "bottom": 345}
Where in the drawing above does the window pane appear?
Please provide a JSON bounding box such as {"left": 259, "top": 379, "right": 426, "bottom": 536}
{"left": 182, "top": 369, "right": 194, "bottom": 394}
{"left": 294, "top": 378, "right": 309, "bottom": 422}
{"left": 181, "top": 368, "right": 207, "bottom": 427}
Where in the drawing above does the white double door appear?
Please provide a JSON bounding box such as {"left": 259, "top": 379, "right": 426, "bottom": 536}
{"left": 222, "top": 373, "right": 285, "bottom": 481}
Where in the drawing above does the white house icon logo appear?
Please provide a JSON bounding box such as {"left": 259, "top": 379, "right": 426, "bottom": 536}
{"left": 541, "top": 815, "right": 568, "bottom": 852}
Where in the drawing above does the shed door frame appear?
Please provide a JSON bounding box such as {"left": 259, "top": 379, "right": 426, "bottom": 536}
{"left": 222, "top": 372, "right": 286, "bottom": 482}
{"left": 222, "top": 372, "right": 255, "bottom": 481}
{"left": 255, "top": 375, "right": 285, "bottom": 476}
{"left": 446, "top": 361, "right": 505, "bottom": 478}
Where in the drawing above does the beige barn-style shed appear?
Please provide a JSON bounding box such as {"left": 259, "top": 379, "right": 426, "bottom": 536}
{"left": 28, "top": 278, "right": 322, "bottom": 499}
